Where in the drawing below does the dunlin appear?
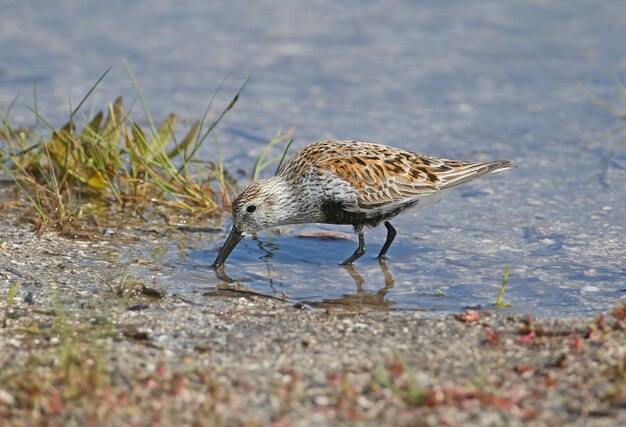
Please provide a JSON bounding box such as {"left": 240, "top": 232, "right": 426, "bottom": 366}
{"left": 212, "top": 140, "right": 512, "bottom": 270}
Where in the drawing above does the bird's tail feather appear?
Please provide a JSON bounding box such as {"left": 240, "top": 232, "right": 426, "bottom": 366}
{"left": 439, "top": 160, "right": 513, "bottom": 189}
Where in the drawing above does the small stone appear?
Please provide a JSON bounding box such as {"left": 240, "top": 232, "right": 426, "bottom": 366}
{"left": 314, "top": 395, "right": 330, "bottom": 406}
{"left": 0, "top": 389, "right": 15, "bottom": 405}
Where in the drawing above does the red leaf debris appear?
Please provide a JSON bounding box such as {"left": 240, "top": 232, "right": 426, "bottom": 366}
{"left": 569, "top": 335, "right": 585, "bottom": 351}
{"left": 455, "top": 309, "right": 480, "bottom": 323}
{"left": 518, "top": 330, "right": 536, "bottom": 344}
{"left": 482, "top": 327, "right": 500, "bottom": 346}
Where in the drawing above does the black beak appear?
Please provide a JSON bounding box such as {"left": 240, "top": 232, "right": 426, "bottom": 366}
{"left": 211, "top": 226, "right": 244, "bottom": 269}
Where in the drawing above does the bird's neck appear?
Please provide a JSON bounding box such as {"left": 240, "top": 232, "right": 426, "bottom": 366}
{"left": 267, "top": 175, "right": 323, "bottom": 225}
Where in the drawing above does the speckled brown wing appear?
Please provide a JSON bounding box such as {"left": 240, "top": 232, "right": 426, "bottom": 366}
{"left": 307, "top": 141, "right": 511, "bottom": 214}
{"left": 278, "top": 140, "right": 511, "bottom": 216}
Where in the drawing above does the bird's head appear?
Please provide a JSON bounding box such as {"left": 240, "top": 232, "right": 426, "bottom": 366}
{"left": 211, "top": 178, "right": 286, "bottom": 270}
{"left": 232, "top": 178, "right": 287, "bottom": 233}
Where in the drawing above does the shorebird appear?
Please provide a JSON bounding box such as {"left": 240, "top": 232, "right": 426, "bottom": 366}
{"left": 212, "top": 140, "right": 512, "bottom": 271}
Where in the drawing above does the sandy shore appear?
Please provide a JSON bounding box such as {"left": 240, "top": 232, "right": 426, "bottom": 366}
{"left": 0, "top": 216, "right": 625, "bottom": 426}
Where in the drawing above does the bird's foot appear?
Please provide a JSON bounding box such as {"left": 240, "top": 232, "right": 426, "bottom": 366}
{"left": 213, "top": 264, "right": 236, "bottom": 283}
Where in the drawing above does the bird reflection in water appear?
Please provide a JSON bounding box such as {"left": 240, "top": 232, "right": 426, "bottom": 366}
{"left": 210, "top": 253, "right": 397, "bottom": 311}
{"left": 212, "top": 235, "right": 278, "bottom": 284}
{"left": 304, "top": 260, "right": 396, "bottom": 311}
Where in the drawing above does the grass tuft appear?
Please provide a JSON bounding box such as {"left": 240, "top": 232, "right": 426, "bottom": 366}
{"left": 376, "top": 354, "right": 425, "bottom": 405}
{"left": 0, "top": 67, "right": 293, "bottom": 229}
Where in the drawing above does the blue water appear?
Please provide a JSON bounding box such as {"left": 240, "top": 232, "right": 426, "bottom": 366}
{"left": 2, "top": 0, "right": 625, "bottom": 316}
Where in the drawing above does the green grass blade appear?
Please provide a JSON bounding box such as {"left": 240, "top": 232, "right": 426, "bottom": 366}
{"left": 2, "top": 281, "right": 20, "bottom": 328}
{"left": 123, "top": 60, "right": 157, "bottom": 137}
{"left": 252, "top": 132, "right": 293, "bottom": 180}
{"left": 495, "top": 264, "right": 511, "bottom": 309}
{"left": 167, "top": 120, "right": 200, "bottom": 160}
{"left": 150, "top": 113, "right": 177, "bottom": 155}
{"left": 70, "top": 66, "right": 113, "bottom": 121}
{"left": 610, "top": 71, "right": 626, "bottom": 106}
{"left": 579, "top": 81, "right": 626, "bottom": 119}
{"left": 183, "top": 76, "right": 250, "bottom": 168}
{"left": 274, "top": 138, "right": 293, "bottom": 175}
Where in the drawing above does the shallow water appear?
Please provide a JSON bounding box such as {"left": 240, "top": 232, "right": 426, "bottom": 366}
{"left": 2, "top": 0, "right": 626, "bottom": 316}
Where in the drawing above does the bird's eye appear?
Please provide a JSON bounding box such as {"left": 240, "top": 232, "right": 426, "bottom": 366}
{"left": 246, "top": 205, "right": 257, "bottom": 213}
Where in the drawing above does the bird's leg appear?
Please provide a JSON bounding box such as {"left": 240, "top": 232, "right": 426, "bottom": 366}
{"left": 377, "top": 221, "right": 397, "bottom": 260}
{"left": 340, "top": 232, "right": 366, "bottom": 265}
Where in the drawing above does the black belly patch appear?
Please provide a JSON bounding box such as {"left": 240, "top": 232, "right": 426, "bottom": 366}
{"left": 320, "top": 200, "right": 402, "bottom": 231}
